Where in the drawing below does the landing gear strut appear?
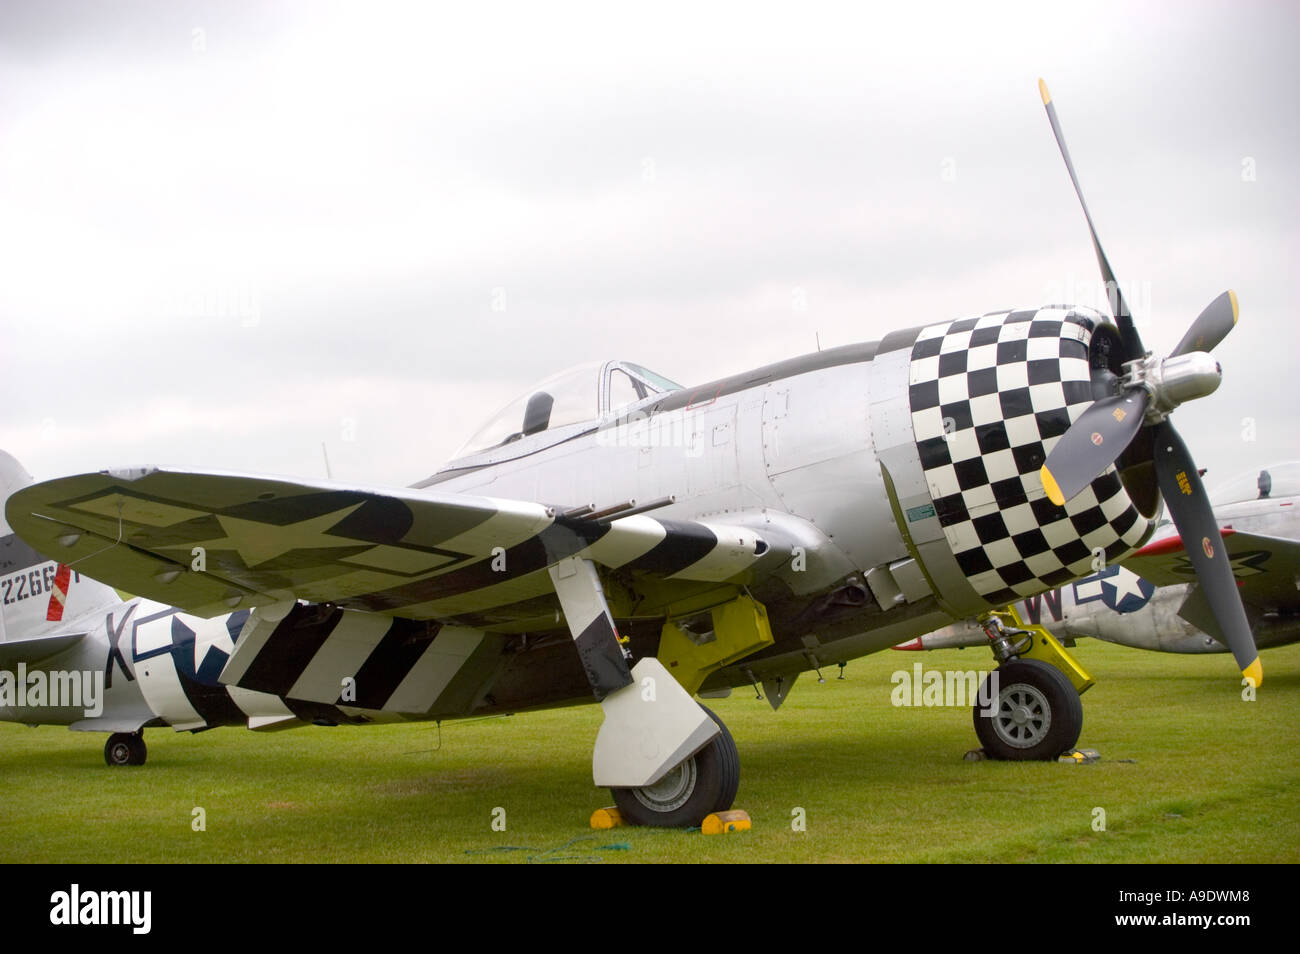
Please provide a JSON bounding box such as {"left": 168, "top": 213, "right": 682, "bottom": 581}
{"left": 105, "top": 732, "right": 146, "bottom": 766}
{"left": 973, "top": 608, "right": 1090, "bottom": 761}
{"left": 547, "top": 555, "right": 729, "bottom": 826}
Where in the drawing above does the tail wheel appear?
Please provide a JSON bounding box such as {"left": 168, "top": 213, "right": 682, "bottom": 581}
{"left": 974, "top": 658, "right": 1082, "bottom": 761}
{"left": 611, "top": 706, "right": 739, "bottom": 827}
{"left": 104, "top": 732, "right": 147, "bottom": 767}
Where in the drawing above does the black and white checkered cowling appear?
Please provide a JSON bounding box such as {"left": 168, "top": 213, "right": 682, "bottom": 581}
{"left": 907, "top": 306, "right": 1155, "bottom": 608}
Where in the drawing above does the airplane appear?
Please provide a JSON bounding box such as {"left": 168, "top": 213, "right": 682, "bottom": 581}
{"left": 896, "top": 464, "right": 1300, "bottom": 656}
{"left": 2, "top": 80, "right": 1263, "bottom": 827}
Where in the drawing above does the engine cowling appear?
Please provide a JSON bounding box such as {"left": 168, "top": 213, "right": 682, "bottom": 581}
{"left": 873, "top": 305, "right": 1158, "bottom": 618}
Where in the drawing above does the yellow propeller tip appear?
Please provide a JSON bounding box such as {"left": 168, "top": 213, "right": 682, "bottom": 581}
{"left": 1228, "top": 289, "right": 1239, "bottom": 324}
{"left": 1038, "top": 78, "right": 1052, "bottom": 105}
{"left": 1040, "top": 465, "right": 1065, "bottom": 506}
{"left": 1243, "top": 657, "right": 1262, "bottom": 688}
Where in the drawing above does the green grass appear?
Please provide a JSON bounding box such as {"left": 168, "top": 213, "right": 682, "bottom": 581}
{"left": 2, "top": 639, "right": 1297, "bottom": 863}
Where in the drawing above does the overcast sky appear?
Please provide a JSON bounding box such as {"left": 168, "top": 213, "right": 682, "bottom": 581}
{"left": 1, "top": 0, "right": 1297, "bottom": 498}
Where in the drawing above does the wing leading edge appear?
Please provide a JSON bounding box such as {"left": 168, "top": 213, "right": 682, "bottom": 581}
{"left": 5, "top": 468, "right": 788, "bottom": 621}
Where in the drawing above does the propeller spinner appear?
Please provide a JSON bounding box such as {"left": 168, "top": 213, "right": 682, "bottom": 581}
{"left": 1034, "top": 79, "right": 1260, "bottom": 687}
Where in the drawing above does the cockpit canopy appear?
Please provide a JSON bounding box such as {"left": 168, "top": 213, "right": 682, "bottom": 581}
{"left": 453, "top": 360, "right": 683, "bottom": 461}
{"left": 1208, "top": 462, "right": 1300, "bottom": 506}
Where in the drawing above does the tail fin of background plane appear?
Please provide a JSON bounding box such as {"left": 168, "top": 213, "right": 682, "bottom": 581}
{"left": 1, "top": 450, "right": 121, "bottom": 643}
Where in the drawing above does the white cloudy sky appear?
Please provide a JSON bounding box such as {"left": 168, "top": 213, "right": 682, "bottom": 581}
{"left": 1, "top": 0, "right": 1297, "bottom": 496}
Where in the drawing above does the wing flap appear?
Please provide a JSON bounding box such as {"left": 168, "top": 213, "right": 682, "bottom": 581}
{"left": 222, "top": 601, "right": 503, "bottom": 716}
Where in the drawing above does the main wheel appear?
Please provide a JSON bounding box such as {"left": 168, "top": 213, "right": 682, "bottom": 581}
{"left": 610, "top": 706, "right": 739, "bottom": 827}
{"left": 104, "top": 732, "right": 147, "bottom": 766}
{"left": 973, "top": 658, "right": 1082, "bottom": 761}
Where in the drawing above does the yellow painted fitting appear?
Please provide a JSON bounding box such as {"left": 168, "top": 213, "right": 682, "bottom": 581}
{"left": 985, "top": 604, "right": 1094, "bottom": 694}
{"left": 702, "top": 810, "right": 751, "bottom": 835}
{"left": 658, "top": 594, "right": 775, "bottom": 694}
{"left": 589, "top": 807, "right": 624, "bottom": 830}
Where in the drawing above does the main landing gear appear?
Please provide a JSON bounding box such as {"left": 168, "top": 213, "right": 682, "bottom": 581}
{"left": 973, "top": 608, "right": 1091, "bottom": 761}
{"left": 611, "top": 705, "right": 740, "bottom": 828}
{"left": 105, "top": 732, "right": 147, "bottom": 766}
{"left": 547, "top": 555, "right": 747, "bottom": 827}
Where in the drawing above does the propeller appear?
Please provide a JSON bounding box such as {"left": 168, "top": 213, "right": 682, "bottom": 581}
{"left": 1151, "top": 423, "right": 1261, "bottom": 687}
{"left": 1034, "top": 79, "right": 1260, "bottom": 686}
{"left": 1171, "top": 289, "right": 1239, "bottom": 358}
{"left": 1035, "top": 78, "right": 1144, "bottom": 361}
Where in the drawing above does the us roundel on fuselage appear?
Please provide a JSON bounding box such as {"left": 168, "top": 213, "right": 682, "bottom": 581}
{"left": 907, "top": 306, "right": 1155, "bottom": 608}
{"left": 1072, "top": 565, "right": 1156, "bottom": 614}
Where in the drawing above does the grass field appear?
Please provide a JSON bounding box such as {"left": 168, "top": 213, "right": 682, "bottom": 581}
{"left": 2, "top": 639, "right": 1297, "bottom": 863}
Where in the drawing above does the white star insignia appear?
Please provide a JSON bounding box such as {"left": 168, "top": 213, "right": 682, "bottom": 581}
{"left": 1105, "top": 567, "right": 1149, "bottom": 606}
{"left": 165, "top": 504, "right": 364, "bottom": 568}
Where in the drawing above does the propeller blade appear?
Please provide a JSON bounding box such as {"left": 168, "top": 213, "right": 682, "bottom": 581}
{"left": 1151, "top": 420, "right": 1262, "bottom": 685}
{"left": 1038, "top": 78, "right": 1145, "bottom": 361}
{"left": 1040, "top": 390, "right": 1148, "bottom": 506}
{"left": 1171, "top": 290, "right": 1239, "bottom": 357}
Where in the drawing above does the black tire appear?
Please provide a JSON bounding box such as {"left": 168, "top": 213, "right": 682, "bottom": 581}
{"left": 973, "top": 658, "right": 1082, "bottom": 761}
{"left": 104, "top": 732, "right": 146, "bottom": 767}
{"left": 611, "top": 705, "right": 739, "bottom": 827}
{"left": 709, "top": 707, "right": 740, "bottom": 814}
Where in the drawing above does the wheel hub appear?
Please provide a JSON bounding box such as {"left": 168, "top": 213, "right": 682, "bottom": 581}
{"left": 994, "top": 683, "right": 1052, "bottom": 748}
{"left": 632, "top": 756, "right": 698, "bottom": 813}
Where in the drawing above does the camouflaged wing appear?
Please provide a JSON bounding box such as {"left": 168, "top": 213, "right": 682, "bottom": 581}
{"left": 6, "top": 468, "right": 784, "bottom": 620}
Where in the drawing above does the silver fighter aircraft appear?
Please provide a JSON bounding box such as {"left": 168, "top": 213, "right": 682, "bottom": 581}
{"left": 2, "top": 81, "right": 1263, "bottom": 827}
